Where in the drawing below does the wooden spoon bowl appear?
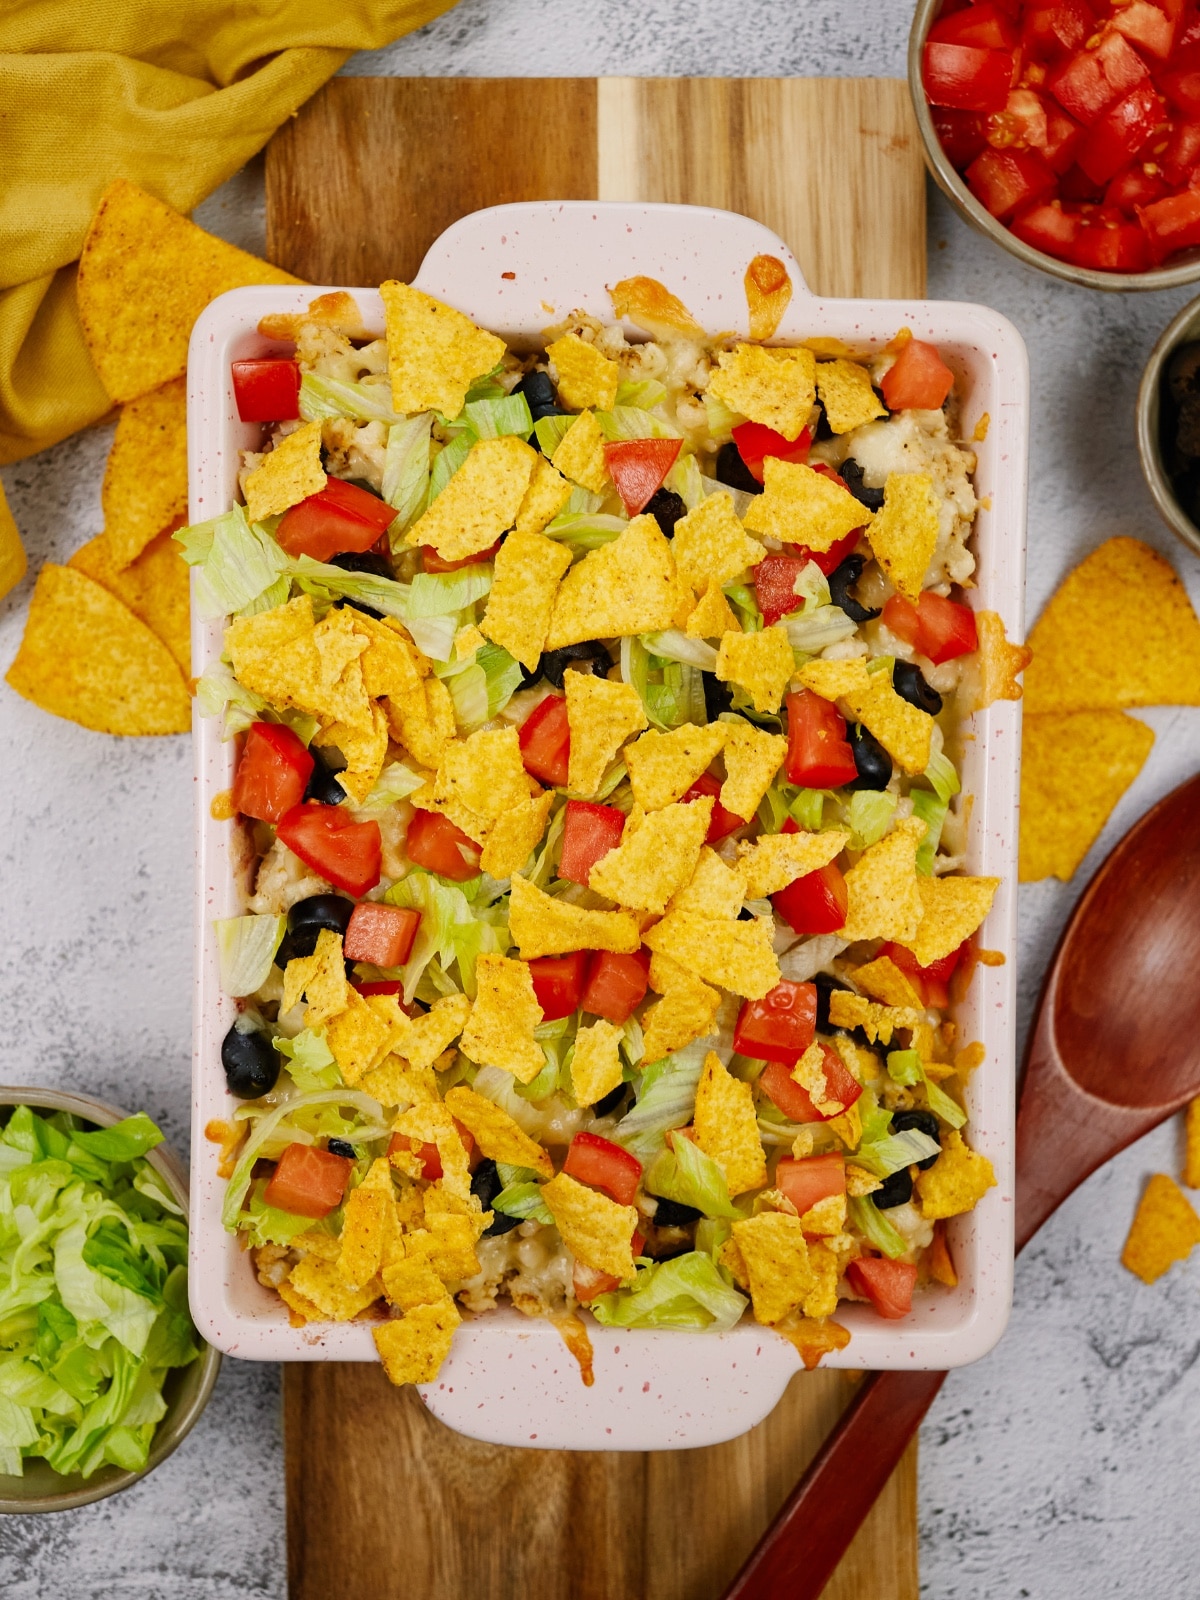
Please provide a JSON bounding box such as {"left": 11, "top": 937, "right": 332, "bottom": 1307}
{"left": 726, "top": 770, "right": 1200, "bottom": 1600}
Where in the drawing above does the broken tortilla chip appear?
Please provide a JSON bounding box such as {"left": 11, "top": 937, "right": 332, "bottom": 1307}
{"left": 459, "top": 953, "right": 545, "bottom": 1084}
{"left": 731, "top": 1212, "right": 813, "bottom": 1324}
{"left": 589, "top": 797, "right": 713, "bottom": 913}
{"left": 258, "top": 291, "right": 370, "bottom": 343}
{"left": 70, "top": 523, "right": 191, "bottom": 677}
{"left": 667, "top": 847, "right": 746, "bottom": 919}
{"left": 694, "top": 1051, "right": 767, "bottom": 1195}
{"left": 686, "top": 580, "right": 739, "bottom": 640}
{"left": 101, "top": 377, "right": 188, "bottom": 569}
{"left": 443, "top": 1086, "right": 553, "bottom": 1178}
{"left": 243, "top": 419, "right": 325, "bottom": 523}
{"left": 480, "top": 528, "right": 572, "bottom": 671}
{"left": 898, "top": 874, "right": 1000, "bottom": 967}
{"left": 408, "top": 436, "right": 537, "bottom": 564}
{"left": 515, "top": 455, "right": 572, "bottom": 537}
{"left": 625, "top": 721, "right": 729, "bottom": 811}
{"left": 915, "top": 1128, "right": 997, "bottom": 1221}
{"left": 373, "top": 1300, "right": 461, "bottom": 1386}
{"left": 550, "top": 410, "right": 610, "bottom": 495}
{"left": 816, "top": 359, "right": 886, "bottom": 434}
{"left": 565, "top": 672, "right": 646, "bottom": 795}
{"left": 643, "top": 909, "right": 779, "bottom": 999}
{"left": 508, "top": 874, "right": 641, "bottom": 959}
{"left": 547, "top": 333, "right": 620, "bottom": 411}
{"left": 744, "top": 458, "right": 871, "bottom": 552}
{"left": 866, "top": 473, "right": 940, "bottom": 602}
{"left": 707, "top": 345, "right": 816, "bottom": 442}
{"left": 479, "top": 790, "right": 555, "bottom": 880}
{"left": 670, "top": 492, "right": 766, "bottom": 593}
{"left": 1019, "top": 710, "right": 1154, "bottom": 882}
{"left": 6, "top": 563, "right": 190, "bottom": 735}
{"left": 380, "top": 281, "right": 505, "bottom": 419}
{"left": 641, "top": 971, "right": 721, "bottom": 1063}
{"left": 542, "top": 1172, "right": 638, "bottom": 1279}
{"left": 0, "top": 483, "right": 26, "bottom": 602}
{"left": 720, "top": 721, "right": 787, "bottom": 821}
{"left": 545, "top": 513, "right": 683, "bottom": 649}
{"left": 716, "top": 623, "right": 796, "bottom": 714}
{"left": 737, "top": 828, "right": 848, "bottom": 900}
{"left": 570, "top": 1019, "right": 625, "bottom": 1107}
{"left": 839, "top": 817, "right": 925, "bottom": 944}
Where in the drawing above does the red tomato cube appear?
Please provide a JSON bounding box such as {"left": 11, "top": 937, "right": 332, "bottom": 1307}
{"left": 923, "top": 42, "right": 1016, "bottom": 114}
{"left": 603, "top": 437, "right": 682, "bottom": 516}
{"left": 518, "top": 694, "right": 571, "bottom": 788}
{"left": 276, "top": 803, "right": 382, "bottom": 897}
{"left": 1010, "top": 198, "right": 1082, "bottom": 259}
{"left": 343, "top": 902, "right": 421, "bottom": 968}
{"left": 581, "top": 949, "right": 650, "bottom": 1026}
{"left": 1076, "top": 82, "right": 1166, "bottom": 185}
{"left": 846, "top": 1257, "right": 919, "bottom": 1320}
{"left": 966, "top": 146, "right": 1057, "bottom": 218}
{"left": 232, "top": 722, "right": 314, "bottom": 824}
{"left": 1047, "top": 30, "right": 1150, "bottom": 126}
{"left": 754, "top": 554, "right": 809, "bottom": 627}
{"left": 231, "top": 359, "right": 301, "bottom": 423}
{"left": 881, "top": 591, "right": 978, "bottom": 665}
{"left": 559, "top": 800, "right": 625, "bottom": 885}
{"left": 731, "top": 420, "right": 812, "bottom": 482}
{"left": 405, "top": 808, "right": 481, "bottom": 882}
{"left": 784, "top": 689, "right": 858, "bottom": 788}
{"left": 680, "top": 773, "right": 749, "bottom": 843}
{"left": 733, "top": 981, "right": 818, "bottom": 1065}
{"left": 879, "top": 339, "right": 955, "bottom": 411}
{"left": 783, "top": 531, "right": 861, "bottom": 577}
{"left": 1020, "top": 0, "right": 1093, "bottom": 63}
{"left": 563, "top": 1131, "right": 642, "bottom": 1206}
{"left": 1110, "top": 0, "right": 1179, "bottom": 62}
{"left": 929, "top": 2, "right": 1017, "bottom": 50}
{"left": 759, "top": 1046, "right": 863, "bottom": 1124}
{"left": 263, "top": 1143, "right": 352, "bottom": 1218}
{"left": 275, "top": 477, "right": 396, "bottom": 562}
{"left": 776, "top": 1153, "right": 846, "bottom": 1218}
{"left": 933, "top": 107, "right": 989, "bottom": 168}
{"left": 528, "top": 951, "right": 589, "bottom": 1020}
{"left": 1138, "top": 187, "right": 1200, "bottom": 260}
{"left": 772, "top": 861, "right": 849, "bottom": 937}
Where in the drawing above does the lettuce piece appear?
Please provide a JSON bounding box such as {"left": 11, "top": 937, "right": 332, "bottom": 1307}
{"left": 847, "top": 789, "right": 898, "bottom": 850}
{"left": 407, "top": 567, "right": 493, "bottom": 617}
{"left": 639, "top": 630, "right": 718, "bottom": 672}
{"left": 614, "top": 1043, "right": 706, "bottom": 1162}
{"left": 533, "top": 414, "right": 574, "bottom": 456}
{"left": 274, "top": 1029, "right": 341, "bottom": 1092}
{"left": 595, "top": 406, "right": 682, "bottom": 442}
{"left": 360, "top": 760, "right": 428, "bottom": 810}
{"left": 911, "top": 789, "right": 949, "bottom": 875}
{"left": 783, "top": 606, "right": 858, "bottom": 653}
{"left": 298, "top": 371, "right": 403, "bottom": 425}
{"left": 790, "top": 788, "right": 827, "bottom": 832}
{"left": 794, "top": 561, "right": 832, "bottom": 612}
{"left": 590, "top": 1252, "right": 748, "bottom": 1331}
{"left": 446, "top": 663, "right": 489, "bottom": 732}
{"left": 491, "top": 1181, "right": 553, "bottom": 1224}
{"left": 175, "top": 505, "right": 291, "bottom": 619}
{"left": 886, "top": 1049, "right": 922, "bottom": 1087}
{"left": 848, "top": 1195, "right": 910, "bottom": 1260}
{"left": 462, "top": 393, "right": 533, "bottom": 440}
{"left": 723, "top": 581, "right": 763, "bottom": 633}
{"left": 383, "top": 413, "right": 433, "bottom": 534}
{"left": 428, "top": 432, "right": 474, "bottom": 502}
{"left": 922, "top": 1074, "right": 967, "bottom": 1131}
{"left": 289, "top": 553, "right": 412, "bottom": 621}
{"left": 646, "top": 1138, "right": 741, "bottom": 1220}
{"left": 70, "top": 1116, "right": 163, "bottom": 1165}
{"left": 215, "top": 914, "right": 286, "bottom": 998}
{"left": 543, "top": 511, "right": 627, "bottom": 552}
{"left": 704, "top": 391, "right": 738, "bottom": 436}
{"left": 924, "top": 750, "right": 961, "bottom": 804}
{"left": 385, "top": 869, "right": 508, "bottom": 1001}
{"left": 615, "top": 378, "right": 668, "bottom": 409}
{"left": 405, "top": 613, "right": 458, "bottom": 663}
{"left": 478, "top": 642, "right": 524, "bottom": 719}
{"left": 662, "top": 450, "right": 706, "bottom": 510}
{"left": 853, "top": 1127, "right": 941, "bottom": 1180}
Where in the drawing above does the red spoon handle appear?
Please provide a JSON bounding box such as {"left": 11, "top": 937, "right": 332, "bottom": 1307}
{"left": 722, "top": 1367, "right": 946, "bottom": 1600}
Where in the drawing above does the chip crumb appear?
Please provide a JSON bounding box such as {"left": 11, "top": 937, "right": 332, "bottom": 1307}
{"left": 609, "top": 276, "right": 704, "bottom": 339}
{"left": 1121, "top": 1173, "right": 1200, "bottom": 1284}
{"left": 827, "top": 991, "right": 923, "bottom": 1048}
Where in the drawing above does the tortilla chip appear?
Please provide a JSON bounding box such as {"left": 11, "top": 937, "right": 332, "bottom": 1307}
{"left": 541, "top": 1172, "right": 638, "bottom": 1278}
{"left": 547, "top": 333, "right": 620, "bottom": 411}
{"left": 337, "top": 1179, "right": 395, "bottom": 1289}
{"left": 731, "top": 1212, "right": 813, "bottom": 1323}
{"left": 916, "top": 1129, "right": 997, "bottom": 1221}
{"left": 287, "top": 1256, "right": 381, "bottom": 1322}
{"left": 667, "top": 847, "right": 746, "bottom": 919}
{"left": 644, "top": 908, "right": 779, "bottom": 999}
{"left": 101, "top": 377, "right": 188, "bottom": 569}
{"left": 965, "top": 611, "right": 1032, "bottom": 711}
{"left": 243, "top": 420, "right": 325, "bottom": 523}
{"left": 625, "top": 721, "right": 729, "bottom": 811}
{"left": 77, "top": 179, "right": 302, "bottom": 404}
{"left": 609, "top": 276, "right": 704, "bottom": 339}
{"left": 641, "top": 974, "right": 721, "bottom": 1063}
{"left": 1024, "top": 537, "right": 1200, "bottom": 713}
{"left": 0, "top": 482, "right": 26, "bottom": 602}
{"left": 852, "top": 954, "right": 923, "bottom": 1010}
{"left": 478, "top": 529, "right": 572, "bottom": 671}
{"left": 258, "top": 291, "right": 371, "bottom": 342}
{"left": 406, "top": 1214, "right": 484, "bottom": 1282}
{"left": 550, "top": 410, "right": 609, "bottom": 495}
{"left": 744, "top": 459, "right": 870, "bottom": 552}
{"left": 432, "top": 726, "right": 534, "bottom": 843}
{"left": 826, "top": 1099, "right": 863, "bottom": 1152}
{"left": 566, "top": 673, "right": 646, "bottom": 795}
{"left": 839, "top": 817, "right": 925, "bottom": 943}
{"left": 70, "top": 523, "right": 191, "bottom": 677}
{"left": 899, "top": 874, "right": 1000, "bottom": 967}
{"left": 865, "top": 474, "right": 940, "bottom": 602}
{"left": 443, "top": 1085, "right": 553, "bottom": 1177}
{"left": 1186, "top": 1099, "right": 1200, "bottom": 1190}
{"left": 670, "top": 493, "right": 766, "bottom": 593}
{"left": 589, "top": 797, "right": 712, "bottom": 913}
{"left": 800, "top": 660, "right": 934, "bottom": 775}
{"left": 480, "top": 790, "right": 555, "bottom": 880}
{"left": 393, "top": 1100, "right": 475, "bottom": 1201}
{"left": 408, "top": 436, "right": 537, "bottom": 564}
{"left": 686, "top": 580, "right": 739, "bottom": 640}
{"left": 508, "top": 874, "right": 641, "bottom": 959}
{"left": 570, "top": 1019, "right": 625, "bottom": 1107}
{"left": 720, "top": 722, "right": 787, "bottom": 821}
{"left": 816, "top": 359, "right": 886, "bottom": 435}
{"left": 694, "top": 1052, "right": 767, "bottom": 1195}
{"left": 282, "top": 927, "right": 350, "bottom": 1023}
{"left": 359, "top": 1054, "right": 439, "bottom": 1109}
{"left": 326, "top": 990, "right": 395, "bottom": 1085}
{"left": 827, "top": 991, "right": 922, "bottom": 1048}
{"left": 716, "top": 624, "right": 796, "bottom": 714}
{"left": 381, "top": 1254, "right": 448, "bottom": 1313}
{"left": 385, "top": 993, "right": 472, "bottom": 1075}
{"left": 737, "top": 828, "right": 848, "bottom": 900}
{"left": 6, "top": 563, "right": 190, "bottom": 735}
{"left": 515, "top": 455, "right": 572, "bottom": 537}
{"left": 373, "top": 1299, "right": 461, "bottom": 1386}
{"left": 458, "top": 954, "right": 544, "bottom": 1083}
{"left": 791, "top": 1040, "right": 845, "bottom": 1116}
{"left": 1019, "top": 710, "right": 1154, "bottom": 882}
{"left": 380, "top": 281, "right": 505, "bottom": 419}
{"left": 707, "top": 345, "right": 817, "bottom": 442}
{"left": 545, "top": 513, "right": 683, "bottom": 648}
{"left": 389, "top": 675, "right": 456, "bottom": 770}
{"left": 745, "top": 255, "right": 793, "bottom": 342}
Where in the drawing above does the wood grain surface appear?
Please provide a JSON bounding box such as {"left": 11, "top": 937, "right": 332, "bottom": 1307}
{"left": 266, "top": 75, "right": 924, "bottom": 1600}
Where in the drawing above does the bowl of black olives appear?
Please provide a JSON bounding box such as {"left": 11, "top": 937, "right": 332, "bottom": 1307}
{"left": 1138, "top": 294, "right": 1200, "bottom": 561}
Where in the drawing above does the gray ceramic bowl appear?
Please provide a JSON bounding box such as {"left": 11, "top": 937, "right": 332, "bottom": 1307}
{"left": 1137, "top": 295, "right": 1200, "bottom": 559}
{"left": 909, "top": 0, "right": 1200, "bottom": 291}
{"left": 0, "top": 1088, "right": 220, "bottom": 1514}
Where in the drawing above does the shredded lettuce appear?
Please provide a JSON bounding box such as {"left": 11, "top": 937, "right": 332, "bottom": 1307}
{"left": 848, "top": 1195, "right": 910, "bottom": 1260}
{"left": 222, "top": 1088, "right": 388, "bottom": 1227}
{"left": 615, "top": 377, "right": 668, "bottom": 409}
{"left": 408, "top": 567, "right": 493, "bottom": 617}
{"left": 477, "top": 642, "right": 524, "bottom": 719}
{"left": 360, "top": 760, "right": 427, "bottom": 810}
{"left": 298, "top": 372, "right": 403, "bottom": 425}
{"left": 405, "top": 613, "right": 458, "bottom": 662}
{"left": 215, "top": 915, "right": 286, "bottom": 997}
{"left": 924, "top": 750, "right": 961, "bottom": 804}
{"left": 853, "top": 1127, "right": 941, "bottom": 1180}
{"left": 594, "top": 406, "right": 682, "bottom": 442}
{"left": 847, "top": 789, "right": 898, "bottom": 849}
{"left": 491, "top": 1182, "right": 553, "bottom": 1223}
{"left": 382, "top": 413, "right": 433, "bottom": 535}
{"left": 288, "top": 553, "right": 412, "bottom": 621}
{"left": 274, "top": 1029, "right": 341, "bottom": 1092}
{"left": 723, "top": 581, "right": 763, "bottom": 632}
{"left": 794, "top": 561, "right": 832, "bottom": 611}
{"left": 175, "top": 506, "right": 291, "bottom": 619}
{"left": 543, "top": 511, "right": 627, "bottom": 552}
{"left": 445, "top": 663, "right": 489, "bottom": 732}
{"left": 533, "top": 414, "right": 574, "bottom": 456}
{"left": 663, "top": 450, "right": 706, "bottom": 510}
{"left": 385, "top": 869, "right": 507, "bottom": 1001}
{"left": 784, "top": 606, "right": 858, "bottom": 653}
{"left": 195, "top": 662, "right": 268, "bottom": 740}
{"left": 646, "top": 1137, "right": 741, "bottom": 1220}
{"left": 911, "top": 789, "right": 949, "bottom": 875}
{"left": 590, "top": 1252, "right": 748, "bottom": 1331}
{"left": 704, "top": 392, "right": 739, "bottom": 436}
{"left": 638, "top": 630, "right": 718, "bottom": 672}
{"left": 462, "top": 393, "right": 533, "bottom": 440}
{"left": 622, "top": 635, "right": 705, "bottom": 729}
{"left": 887, "top": 1051, "right": 967, "bottom": 1130}
{"left": 790, "top": 788, "right": 827, "bottom": 832}
{"left": 614, "top": 1043, "right": 707, "bottom": 1162}
{"left": 887, "top": 1049, "right": 922, "bottom": 1087}
{"left": 428, "top": 433, "right": 474, "bottom": 502}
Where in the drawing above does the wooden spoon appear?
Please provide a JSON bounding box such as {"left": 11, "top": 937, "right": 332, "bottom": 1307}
{"left": 725, "top": 770, "right": 1200, "bottom": 1600}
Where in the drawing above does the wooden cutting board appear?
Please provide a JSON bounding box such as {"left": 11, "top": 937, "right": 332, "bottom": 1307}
{"left": 266, "top": 76, "right": 925, "bottom": 1600}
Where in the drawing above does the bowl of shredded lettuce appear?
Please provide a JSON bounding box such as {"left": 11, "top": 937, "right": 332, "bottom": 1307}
{"left": 0, "top": 1088, "right": 219, "bottom": 1511}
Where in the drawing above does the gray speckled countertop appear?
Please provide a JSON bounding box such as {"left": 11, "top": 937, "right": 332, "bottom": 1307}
{"left": 3, "top": 3, "right": 1200, "bottom": 1595}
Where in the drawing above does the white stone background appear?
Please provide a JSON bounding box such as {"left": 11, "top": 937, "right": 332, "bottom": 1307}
{"left": 2, "top": 2, "right": 1200, "bottom": 1595}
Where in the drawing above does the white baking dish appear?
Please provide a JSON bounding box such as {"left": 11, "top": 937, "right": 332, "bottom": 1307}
{"left": 187, "top": 202, "right": 1027, "bottom": 1450}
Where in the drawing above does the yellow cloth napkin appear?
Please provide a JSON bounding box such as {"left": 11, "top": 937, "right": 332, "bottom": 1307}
{"left": 0, "top": 0, "right": 456, "bottom": 467}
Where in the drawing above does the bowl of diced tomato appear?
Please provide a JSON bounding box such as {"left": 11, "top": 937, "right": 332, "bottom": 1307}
{"left": 911, "top": 0, "right": 1200, "bottom": 289}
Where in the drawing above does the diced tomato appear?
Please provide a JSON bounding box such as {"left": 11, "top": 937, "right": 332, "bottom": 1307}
{"left": 754, "top": 554, "right": 809, "bottom": 627}
{"left": 985, "top": 87, "right": 1049, "bottom": 150}
{"left": 879, "top": 338, "right": 956, "bottom": 411}
{"left": 559, "top": 799, "right": 625, "bottom": 886}
{"left": 1110, "top": 0, "right": 1179, "bottom": 61}
{"left": 759, "top": 1045, "right": 863, "bottom": 1123}
{"left": 343, "top": 902, "right": 420, "bottom": 968}
{"left": 733, "top": 980, "right": 818, "bottom": 1065}
{"left": 421, "top": 538, "right": 502, "bottom": 574}
{"left": 388, "top": 1122, "right": 475, "bottom": 1181}
{"left": 263, "top": 1143, "right": 352, "bottom": 1218}
{"left": 351, "top": 979, "right": 407, "bottom": 1005}
{"left": 1138, "top": 185, "right": 1200, "bottom": 256}
{"left": 231, "top": 359, "right": 301, "bottom": 423}
{"left": 1047, "top": 30, "right": 1150, "bottom": 126}
{"left": 879, "top": 940, "right": 965, "bottom": 1009}
{"left": 784, "top": 531, "right": 862, "bottom": 577}
{"left": 846, "top": 1257, "right": 919, "bottom": 1319}
{"left": 933, "top": 106, "right": 989, "bottom": 167}
{"left": 1159, "top": 119, "right": 1200, "bottom": 183}
{"left": 581, "top": 949, "right": 650, "bottom": 1026}
{"left": 923, "top": 41, "right": 1016, "bottom": 113}
{"left": 776, "top": 1153, "right": 846, "bottom": 1217}
{"left": 1010, "top": 196, "right": 1082, "bottom": 257}
{"left": 784, "top": 689, "right": 858, "bottom": 788}
{"left": 1056, "top": 160, "right": 1107, "bottom": 200}
{"left": 232, "top": 721, "right": 314, "bottom": 824}
{"left": 563, "top": 1131, "right": 642, "bottom": 1205}
{"left": 276, "top": 803, "right": 382, "bottom": 896}
{"left": 405, "top": 808, "right": 481, "bottom": 882}
{"left": 573, "top": 1229, "right": 644, "bottom": 1303}
{"left": 731, "top": 420, "right": 813, "bottom": 483}
{"left": 1076, "top": 82, "right": 1166, "bottom": 183}
{"left": 930, "top": 2, "right": 1018, "bottom": 49}
{"left": 518, "top": 693, "right": 571, "bottom": 787}
{"left": 1104, "top": 166, "right": 1169, "bottom": 210}
{"left": 1072, "top": 216, "right": 1153, "bottom": 269}
{"left": 966, "top": 145, "right": 1058, "bottom": 216}
{"left": 772, "top": 861, "right": 849, "bottom": 937}
{"left": 1042, "top": 104, "right": 1085, "bottom": 171}
{"left": 275, "top": 476, "right": 396, "bottom": 562}
{"left": 528, "top": 951, "right": 590, "bottom": 1020}
{"left": 1020, "top": 0, "right": 1093, "bottom": 61}
{"left": 681, "top": 772, "right": 749, "bottom": 843}
{"left": 881, "top": 591, "right": 978, "bottom": 665}
{"left": 603, "top": 437, "right": 682, "bottom": 516}
{"left": 1161, "top": 41, "right": 1200, "bottom": 116}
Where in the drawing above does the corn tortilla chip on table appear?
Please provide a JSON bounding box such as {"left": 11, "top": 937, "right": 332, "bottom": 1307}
{"left": 5, "top": 180, "right": 309, "bottom": 735}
